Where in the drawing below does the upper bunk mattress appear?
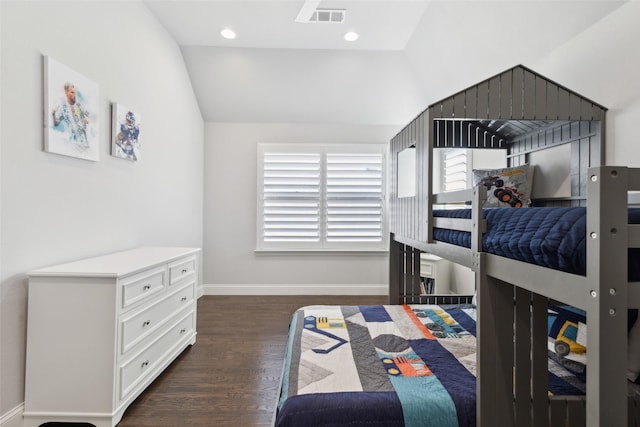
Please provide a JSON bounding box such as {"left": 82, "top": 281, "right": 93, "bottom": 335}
{"left": 433, "top": 207, "right": 640, "bottom": 278}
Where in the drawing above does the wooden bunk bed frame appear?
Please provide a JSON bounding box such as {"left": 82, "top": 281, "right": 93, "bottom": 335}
{"left": 388, "top": 65, "right": 640, "bottom": 426}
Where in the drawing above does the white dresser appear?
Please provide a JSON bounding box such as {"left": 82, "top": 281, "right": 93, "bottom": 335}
{"left": 23, "top": 247, "right": 200, "bottom": 427}
{"left": 420, "top": 253, "right": 451, "bottom": 294}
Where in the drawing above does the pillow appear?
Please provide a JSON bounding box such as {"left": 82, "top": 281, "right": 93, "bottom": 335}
{"left": 473, "top": 164, "right": 533, "bottom": 208}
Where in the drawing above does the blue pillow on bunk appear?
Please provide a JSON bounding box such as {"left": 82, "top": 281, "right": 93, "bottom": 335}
{"left": 473, "top": 164, "right": 533, "bottom": 208}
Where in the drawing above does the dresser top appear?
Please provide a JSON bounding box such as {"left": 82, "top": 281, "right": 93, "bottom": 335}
{"left": 28, "top": 247, "right": 200, "bottom": 278}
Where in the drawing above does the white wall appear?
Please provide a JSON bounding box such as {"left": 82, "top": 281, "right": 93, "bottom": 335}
{"left": 532, "top": 1, "right": 640, "bottom": 167}
{"left": 0, "top": 0, "right": 203, "bottom": 417}
{"left": 193, "top": 46, "right": 429, "bottom": 296}
{"left": 182, "top": 46, "right": 428, "bottom": 126}
{"left": 203, "top": 122, "right": 394, "bottom": 295}
{"left": 404, "top": 0, "right": 626, "bottom": 105}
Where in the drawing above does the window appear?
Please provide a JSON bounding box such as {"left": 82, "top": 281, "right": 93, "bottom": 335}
{"left": 257, "top": 143, "right": 387, "bottom": 251}
{"left": 442, "top": 148, "right": 469, "bottom": 192}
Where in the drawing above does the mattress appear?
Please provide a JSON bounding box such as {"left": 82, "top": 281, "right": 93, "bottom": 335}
{"left": 275, "top": 304, "right": 583, "bottom": 427}
{"left": 433, "top": 207, "right": 640, "bottom": 278}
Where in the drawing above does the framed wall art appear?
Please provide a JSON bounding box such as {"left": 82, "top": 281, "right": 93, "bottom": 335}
{"left": 44, "top": 56, "right": 100, "bottom": 161}
{"left": 111, "top": 103, "right": 141, "bottom": 162}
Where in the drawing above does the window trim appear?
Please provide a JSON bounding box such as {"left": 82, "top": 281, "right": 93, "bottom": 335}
{"left": 256, "top": 143, "right": 388, "bottom": 252}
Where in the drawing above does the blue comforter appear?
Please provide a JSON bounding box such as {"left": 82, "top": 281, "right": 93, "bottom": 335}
{"left": 433, "top": 207, "right": 640, "bottom": 278}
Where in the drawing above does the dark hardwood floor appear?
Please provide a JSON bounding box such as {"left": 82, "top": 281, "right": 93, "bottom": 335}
{"left": 118, "top": 294, "right": 387, "bottom": 427}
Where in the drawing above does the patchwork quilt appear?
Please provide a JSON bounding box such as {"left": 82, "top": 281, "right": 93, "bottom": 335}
{"left": 276, "top": 304, "right": 586, "bottom": 427}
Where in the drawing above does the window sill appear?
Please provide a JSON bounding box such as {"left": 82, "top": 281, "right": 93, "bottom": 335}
{"left": 254, "top": 248, "right": 389, "bottom": 254}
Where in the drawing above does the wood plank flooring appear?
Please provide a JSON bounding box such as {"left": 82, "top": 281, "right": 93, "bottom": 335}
{"left": 118, "top": 295, "right": 387, "bottom": 427}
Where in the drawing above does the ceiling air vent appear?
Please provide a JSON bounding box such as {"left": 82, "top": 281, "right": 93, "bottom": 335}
{"left": 309, "top": 9, "right": 346, "bottom": 23}
{"left": 295, "top": 1, "right": 346, "bottom": 24}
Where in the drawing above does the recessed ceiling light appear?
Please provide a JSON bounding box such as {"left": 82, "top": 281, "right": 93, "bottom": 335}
{"left": 221, "top": 28, "right": 236, "bottom": 40}
{"left": 344, "top": 31, "right": 359, "bottom": 42}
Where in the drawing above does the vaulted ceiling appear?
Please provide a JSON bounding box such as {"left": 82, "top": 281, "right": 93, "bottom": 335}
{"left": 144, "top": 0, "right": 626, "bottom": 125}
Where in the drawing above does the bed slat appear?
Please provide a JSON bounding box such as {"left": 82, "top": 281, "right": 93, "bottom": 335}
{"left": 532, "top": 293, "right": 549, "bottom": 425}
{"left": 514, "top": 288, "right": 532, "bottom": 427}
{"left": 477, "top": 271, "right": 516, "bottom": 426}
{"left": 432, "top": 217, "right": 473, "bottom": 233}
{"left": 454, "top": 91, "right": 465, "bottom": 118}
{"left": 566, "top": 396, "right": 586, "bottom": 427}
{"left": 568, "top": 93, "right": 580, "bottom": 120}
{"left": 433, "top": 189, "right": 474, "bottom": 204}
{"left": 546, "top": 81, "right": 559, "bottom": 120}
{"left": 535, "top": 76, "right": 547, "bottom": 120}
{"left": 417, "top": 241, "right": 474, "bottom": 269}
{"left": 523, "top": 70, "right": 536, "bottom": 119}
{"left": 489, "top": 76, "right": 501, "bottom": 118}
{"left": 629, "top": 396, "right": 637, "bottom": 427}
{"left": 500, "top": 70, "right": 512, "bottom": 119}
{"left": 465, "top": 86, "right": 477, "bottom": 119}
{"left": 388, "top": 236, "right": 401, "bottom": 304}
{"left": 549, "top": 399, "right": 566, "bottom": 427}
{"left": 510, "top": 67, "right": 523, "bottom": 119}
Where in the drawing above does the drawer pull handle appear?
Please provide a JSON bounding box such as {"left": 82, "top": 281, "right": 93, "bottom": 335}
{"left": 141, "top": 360, "right": 150, "bottom": 368}
{"left": 181, "top": 296, "right": 187, "bottom": 302}
{"left": 142, "top": 320, "right": 151, "bottom": 327}
{"left": 143, "top": 284, "right": 151, "bottom": 291}
{"left": 181, "top": 268, "right": 188, "bottom": 274}
{"left": 180, "top": 328, "right": 187, "bottom": 334}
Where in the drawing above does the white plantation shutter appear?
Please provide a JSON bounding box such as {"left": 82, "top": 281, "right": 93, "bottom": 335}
{"left": 443, "top": 148, "right": 468, "bottom": 192}
{"left": 326, "top": 153, "right": 384, "bottom": 245}
{"left": 257, "top": 144, "right": 387, "bottom": 251}
{"left": 262, "top": 152, "right": 321, "bottom": 244}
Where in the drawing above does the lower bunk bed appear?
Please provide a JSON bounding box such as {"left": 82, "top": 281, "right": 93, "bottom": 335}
{"left": 274, "top": 300, "right": 640, "bottom": 426}
{"left": 275, "top": 302, "right": 478, "bottom": 427}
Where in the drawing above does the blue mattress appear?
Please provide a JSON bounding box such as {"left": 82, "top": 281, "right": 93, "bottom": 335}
{"left": 433, "top": 207, "right": 640, "bottom": 279}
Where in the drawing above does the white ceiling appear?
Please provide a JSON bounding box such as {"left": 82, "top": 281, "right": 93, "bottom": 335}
{"left": 144, "top": 0, "right": 430, "bottom": 51}
{"left": 144, "top": 0, "right": 628, "bottom": 124}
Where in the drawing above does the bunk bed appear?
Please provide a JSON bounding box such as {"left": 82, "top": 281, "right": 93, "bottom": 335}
{"left": 388, "top": 65, "right": 640, "bottom": 426}
{"left": 274, "top": 65, "right": 640, "bottom": 426}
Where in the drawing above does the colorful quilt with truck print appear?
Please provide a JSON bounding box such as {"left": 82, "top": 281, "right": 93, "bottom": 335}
{"left": 275, "top": 304, "right": 588, "bottom": 427}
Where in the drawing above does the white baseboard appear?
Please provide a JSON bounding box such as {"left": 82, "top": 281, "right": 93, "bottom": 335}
{"left": 1, "top": 404, "right": 23, "bottom": 427}
{"left": 203, "top": 283, "right": 388, "bottom": 296}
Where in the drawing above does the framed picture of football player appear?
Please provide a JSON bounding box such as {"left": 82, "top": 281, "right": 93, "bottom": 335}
{"left": 111, "top": 103, "right": 141, "bottom": 162}
{"left": 44, "top": 56, "right": 100, "bottom": 161}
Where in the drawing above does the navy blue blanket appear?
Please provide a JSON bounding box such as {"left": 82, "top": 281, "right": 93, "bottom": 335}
{"left": 433, "top": 207, "right": 640, "bottom": 279}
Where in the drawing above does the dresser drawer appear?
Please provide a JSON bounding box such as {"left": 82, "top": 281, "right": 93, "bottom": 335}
{"left": 120, "top": 281, "right": 195, "bottom": 355}
{"left": 121, "top": 266, "right": 167, "bottom": 310}
{"left": 119, "top": 310, "right": 195, "bottom": 401}
{"left": 420, "top": 261, "right": 434, "bottom": 278}
{"left": 169, "top": 256, "right": 196, "bottom": 285}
